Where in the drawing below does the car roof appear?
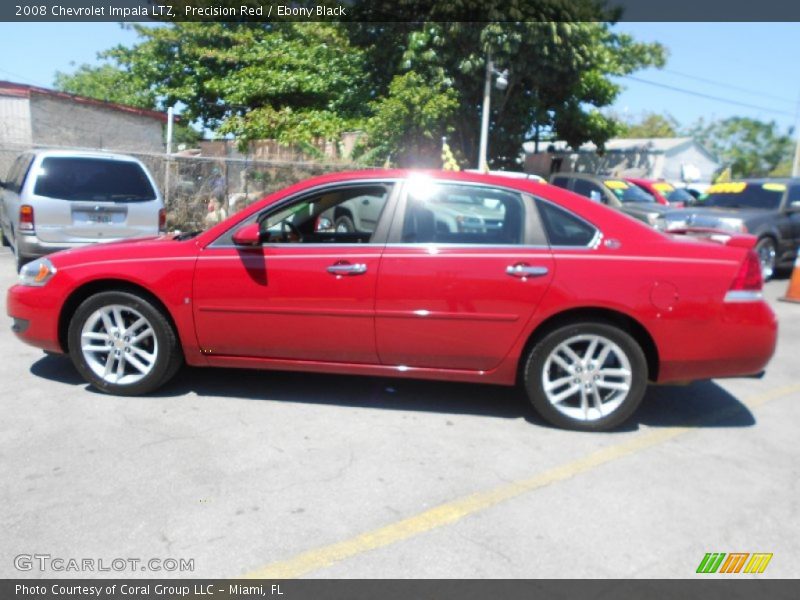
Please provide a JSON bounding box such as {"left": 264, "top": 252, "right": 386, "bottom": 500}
{"left": 29, "top": 148, "right": 143, "bottom": 163}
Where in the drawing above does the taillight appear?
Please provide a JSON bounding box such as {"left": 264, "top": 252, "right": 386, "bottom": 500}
{"left": 19, "top": 205, "right": 34, "bottom": 232}
{"left": 725, "top": 249, "right": 763, "bottom": 302}
{"left": 158, "top": 208, "right": 166, "bottom": 232}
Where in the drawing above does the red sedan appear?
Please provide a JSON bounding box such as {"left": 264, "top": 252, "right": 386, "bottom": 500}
{"left": 626, "top": 177, "right": 694, "bottom": 207}
{"left": 7, "top": 170, "right": 777, "bottom": 431}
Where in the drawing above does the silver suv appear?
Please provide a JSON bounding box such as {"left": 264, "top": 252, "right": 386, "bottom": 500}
{"left": 0, "top": 149, "right": 164, "bottom": 271}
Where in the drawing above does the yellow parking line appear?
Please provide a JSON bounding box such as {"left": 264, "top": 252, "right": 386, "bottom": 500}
{"left": 243, "top": 383, "right": 800, "bottom": 579}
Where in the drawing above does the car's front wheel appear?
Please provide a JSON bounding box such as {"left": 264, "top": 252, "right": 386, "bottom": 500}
{"left": 68, "top": 291, "right": 182, "bottom": 395}
{"left": 523, "top": 322, "right": 648, "bottom": 431}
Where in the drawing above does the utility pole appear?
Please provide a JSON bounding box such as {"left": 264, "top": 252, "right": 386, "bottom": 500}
{"left": 478, "top": 53, "right": 493, "bottom": 172}
{"left": 164, "top": 106, "right": 174, "bottom": 211}
{"left": 792, "top": 92, "right": 800, "bottom": 177}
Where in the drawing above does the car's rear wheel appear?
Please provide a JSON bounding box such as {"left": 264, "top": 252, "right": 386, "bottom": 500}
{"left": 523, "top": 322, "right": 648, "bottom": 431}
{"left": 755, "top": 237, "right": 776, "bottom": 281}
{"left": 68, "top": 291, "right": 182, "bottom": 395}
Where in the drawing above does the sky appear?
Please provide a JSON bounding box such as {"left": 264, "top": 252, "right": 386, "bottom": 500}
{"left": 0, "top": 21, "right": 798, "bottom": 135}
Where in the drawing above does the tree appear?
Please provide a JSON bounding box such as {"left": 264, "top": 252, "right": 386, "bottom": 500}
{"left": 54, "top": 63, "right": 156, "bottom": 109}
{"left": 54, "top": 62, "right": 201, "bottom": 147}
{"left": 617, "top": 112, "right": 678, "bottom": 138}
{"left": 687, "top": 117, "right": 793, "bottom": 178}
{"left": 352, "top": 17, "right": 665, "bottom": 167}
{"left": 53, "top": 1, "right": 665, "bottom": 167}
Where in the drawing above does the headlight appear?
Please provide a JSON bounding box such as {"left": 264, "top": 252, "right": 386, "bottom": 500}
{"left": 18, "top": 257, "right": 57, "bottom": 287}
{"left": 645, "top": 212, "right": 661, "bottom": 227}
{"left": 718, "top": 218, "right": 748, "bottom": 233}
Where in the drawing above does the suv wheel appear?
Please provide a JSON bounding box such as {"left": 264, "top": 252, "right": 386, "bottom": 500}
{"left": 335, "top": 215, "right": 355, "bottom": 233}
{"left": 524, "top": 322, "right": 648, "bottom": 431}
{"left": 68, "top": 291, "right": 182, "bottom": 395}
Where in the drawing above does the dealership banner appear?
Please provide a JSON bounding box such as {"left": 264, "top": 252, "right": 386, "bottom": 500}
{"left": 2, "top": 0, "right": 800, "bottom": 22}
{"left": 2, "top": 579, "right": 798, "bottom": 600}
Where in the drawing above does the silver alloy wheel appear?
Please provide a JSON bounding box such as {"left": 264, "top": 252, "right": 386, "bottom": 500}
{"left": 80, "top": 304, "right": 158, "bottom": 386}
{"left": 541, "top": 334, "right": 632, "bottom": 422}
{"left": 757, "top": 240, "right": 776, "bottom": 280}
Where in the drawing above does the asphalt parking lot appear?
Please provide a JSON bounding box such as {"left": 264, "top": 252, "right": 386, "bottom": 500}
{"left": 1, "top": 246, "right": 798, "bottom": 579}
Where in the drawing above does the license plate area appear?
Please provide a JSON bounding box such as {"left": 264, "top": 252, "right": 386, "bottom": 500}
{"left": 72, "top": 208, "right": 127, "bottom": 226}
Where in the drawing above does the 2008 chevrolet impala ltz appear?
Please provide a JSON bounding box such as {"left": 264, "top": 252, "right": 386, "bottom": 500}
{"left": 6, "top": 170, "right": 778, "bottom": 430}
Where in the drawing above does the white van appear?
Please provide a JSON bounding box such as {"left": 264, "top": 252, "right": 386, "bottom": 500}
{"left": 0, "top": 149, "right": 165, "bottom": 271}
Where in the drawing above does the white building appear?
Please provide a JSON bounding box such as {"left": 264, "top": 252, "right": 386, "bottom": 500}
{"left": 524, "top": 137, "right": 720, "bottom": 186}
{"left": 0, "top": 80, "right": 168, "bottom": 175}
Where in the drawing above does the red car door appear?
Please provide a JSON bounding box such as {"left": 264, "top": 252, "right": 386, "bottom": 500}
{"left": 375, "top": 180, "right": 554, "bottom": 371}
{"left": 192, "top": 182, "right": 396, "bottom": 363}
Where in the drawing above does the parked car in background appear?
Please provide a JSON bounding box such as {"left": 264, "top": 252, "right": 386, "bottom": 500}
{"left": 549, "top": 172, "right": 673, "bottom": 227}
{"left": 656, "top": 179, "right": 800, "bottom": 280}
{"left": 8, "top": 170, "right": 777, "bottom": 431}
{"left": 465, "top": 169, "right": 547, "bottom": 183}
{"left": 0, "top": 150, "right": 165, "bottom": 271}
{"left": 626, "top": 178, "right": 694, "bottom": 208}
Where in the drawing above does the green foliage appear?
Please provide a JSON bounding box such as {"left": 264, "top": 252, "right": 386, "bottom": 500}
{"left": 54, "top": 3, "right": 666, "bottom": 167}
{"left": 687, "top": 117, "right": 793, "bottom": 178}
{"left": 617, "top": 112, "right": 679, "bottom": 138}
{"left": 54, "top": 63, "right": 156, "bottom": 109}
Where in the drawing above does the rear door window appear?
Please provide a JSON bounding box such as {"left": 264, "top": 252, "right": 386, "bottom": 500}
{"left": 33, "top": 157, "right": 156, "bottom": 202}
{"left": 573, "top": 179, "right": 604, "bottom": 202}
{"left": 551, "top": 176, "right": 570, "bottom": 189}
{"left": 401, "top": 183, "right": 525, "bottom": 245}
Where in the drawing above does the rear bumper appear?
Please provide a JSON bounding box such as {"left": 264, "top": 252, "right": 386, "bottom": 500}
{"left": 6, "top": 283, "right": 63, "bottom": 353}
{"left": 16, "top": 233, "right": 90, "bottom": 259}
{"left": 658, "top": 299, "right": 778, "bottom": 382}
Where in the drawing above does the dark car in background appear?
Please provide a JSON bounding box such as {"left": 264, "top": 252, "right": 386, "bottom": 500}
{"left": 549, "top": 172, "right": 673, "bottom": 227}
{"left": 657, "top": 179, "right": 800, "bottom": 279}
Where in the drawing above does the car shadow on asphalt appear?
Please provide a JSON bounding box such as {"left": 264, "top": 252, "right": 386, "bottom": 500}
{"left": 31, "top": 355, "right": 756, "bottom": 431}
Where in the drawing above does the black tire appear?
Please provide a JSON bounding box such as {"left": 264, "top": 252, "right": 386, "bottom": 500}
{"left": 14, "top": 248, "right": 29, "bottom": 273}
{"left": 523, "top": 321, "right": 648, "bottom": 431}
{"left": 0, "top": 227, "right": 9, "bottom": 247}
{"left": 335, "top": 215, "right": 355, "bottom": 233}
{"left": 755, "top": 237, "right": 777, "bottom": 281}
{"left": 67, "top": 291, "right": 182, "bottom": 395}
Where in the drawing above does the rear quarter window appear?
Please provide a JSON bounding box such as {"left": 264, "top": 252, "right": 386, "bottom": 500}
{"left": 536, "top": 199, "right": 598, "bottom": 247}
{"left": 33, "top": 157, "right": 156, "bottom": 202}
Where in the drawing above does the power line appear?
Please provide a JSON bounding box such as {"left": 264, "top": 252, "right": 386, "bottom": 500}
{"left": 0, "top": 66, "right": 51, "bottom": 88}
{"left": 622, "top": 75, "right": 796, "bottom": 119}
{"left": 661, "top": 68, "right": 796, "bottom": 106}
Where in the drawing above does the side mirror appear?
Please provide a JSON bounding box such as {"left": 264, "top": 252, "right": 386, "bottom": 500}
{"left": 232, "top": 223, "right": 262, "bottom": 246}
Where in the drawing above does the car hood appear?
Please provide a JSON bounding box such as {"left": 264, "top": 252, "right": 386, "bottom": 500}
{"left": 47, "top": 234, "right": 187, "bottom": 267}
{"left": 620, "top": 203, "right": 672, "bottom": 216}
{"left": 662, "top": 207, "right": 772, "bottom": 224}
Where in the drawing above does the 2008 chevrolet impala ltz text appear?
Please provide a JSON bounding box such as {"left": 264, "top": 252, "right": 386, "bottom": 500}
{"left": 6, "top": 170, "right": 778, "bottom": 430}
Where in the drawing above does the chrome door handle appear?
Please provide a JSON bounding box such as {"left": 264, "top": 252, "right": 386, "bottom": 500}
{"left": 327, "top": 262, "right": 368, "bottom": 275}
{"left": 506, "top": 264, "right": 549, "bottom": 278}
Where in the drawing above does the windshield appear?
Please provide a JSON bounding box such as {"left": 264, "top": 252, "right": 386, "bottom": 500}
{"left": 702, "top": 182, "right": 784, "bottom": 210}
{"left": 605, "top": 180, "right": 655, "bottom": 204}
{"left": 666, "top": 188, "right": 695, "bottom": 204}
{"left": 33, "top": 157, "right": 156, "bottom": 202}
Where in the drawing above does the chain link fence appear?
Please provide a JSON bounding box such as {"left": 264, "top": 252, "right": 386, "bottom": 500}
{"left": 0, "top": 142, "right": 365, "bottom": 232}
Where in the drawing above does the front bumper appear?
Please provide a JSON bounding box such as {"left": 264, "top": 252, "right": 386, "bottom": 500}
{"left": 7, "top": 283, "right": 63, "bottom": 353}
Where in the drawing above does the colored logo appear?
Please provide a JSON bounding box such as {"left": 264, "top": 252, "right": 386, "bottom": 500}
{"left": 696, "top": 552, "right": 773, "bottom": 574}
